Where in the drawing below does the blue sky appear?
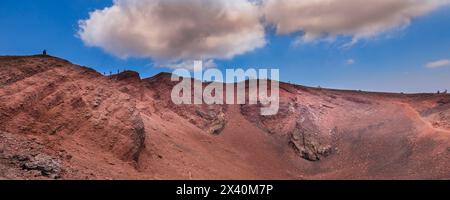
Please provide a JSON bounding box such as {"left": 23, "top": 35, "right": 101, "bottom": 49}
{"left": 1, "top": 0, "right": 450, "bottom": 93}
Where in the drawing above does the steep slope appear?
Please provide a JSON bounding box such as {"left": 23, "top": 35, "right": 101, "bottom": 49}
{"left": 0, "top": 55, "right": 449, "bottom": 180}
{"left": 0, "top": 56, "right": 146, "bottom": 179}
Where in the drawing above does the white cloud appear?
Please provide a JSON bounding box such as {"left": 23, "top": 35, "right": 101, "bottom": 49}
{"left": 161, "top": 59, "right": 217, "bottom": 71}
{"left": 78, "top": 0, "right": 450, "bottom": 67}
{"left": 426, "top": 59, "right": 450, "bottom": 68}
{"left": 78, "top": 0, "right": 265, "bottom": 66}
{"left": 346, "top": 59, "right": 355, "bottom": 65}
{"left": 263, "top": 0, "right": 450, "bottom": 43}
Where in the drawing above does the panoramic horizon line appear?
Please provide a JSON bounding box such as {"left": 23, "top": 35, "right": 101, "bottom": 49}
{"left": 1, "top": 54, "right": 447, "bottom": 95}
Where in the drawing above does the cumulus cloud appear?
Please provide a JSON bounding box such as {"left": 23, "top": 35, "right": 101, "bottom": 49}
{"left": 426, "top": 59, "right": 450, "bottom": 68}
{"left": 78, "top": 0, "right": 265, "bottom": 66}
{"left": 346, "top": 59, "right": 355, "bottom": 65}
{"left": 78, "top": 0, "right": 450, "bottom": 68}
{"left": 263, "top": 0, "right": 450, "bottom": 43}
{"left": 161, "top": 59, "right": 217, "bottom": 71}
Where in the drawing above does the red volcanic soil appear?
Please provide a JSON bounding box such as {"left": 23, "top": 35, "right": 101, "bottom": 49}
{"left": 0, "top": 55, "right": 449, "bottom": 180}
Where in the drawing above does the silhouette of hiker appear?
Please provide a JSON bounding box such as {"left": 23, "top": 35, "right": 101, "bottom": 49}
{"left": 42, "top": 50, "right": 47, "bottom": 56}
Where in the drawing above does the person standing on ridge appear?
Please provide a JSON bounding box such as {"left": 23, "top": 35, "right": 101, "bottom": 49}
{"left": 42, "top": 50, "right": 47, "bottom": 56}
